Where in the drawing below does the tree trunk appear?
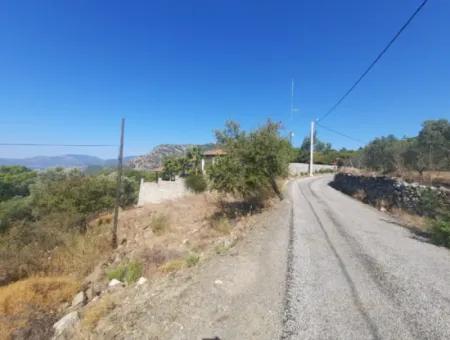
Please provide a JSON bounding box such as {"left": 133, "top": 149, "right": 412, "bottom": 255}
{"left": 270, "top": 177, "right": 283, "bottom": 200}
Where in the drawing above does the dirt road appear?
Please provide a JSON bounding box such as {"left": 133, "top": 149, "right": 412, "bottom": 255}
{"left": 283, "top": 176, "right": 450, "bottom": 339}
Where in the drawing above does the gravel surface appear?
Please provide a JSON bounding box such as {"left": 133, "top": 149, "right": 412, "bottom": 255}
{"left": 90, "top": 199, "right": 291, "bottom": 340}
{"left": 282, "top": 176, "right": 450, "bottom": 339}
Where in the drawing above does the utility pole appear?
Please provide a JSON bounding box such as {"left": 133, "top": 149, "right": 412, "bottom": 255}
{"left": 112, "top": 118, "right": 125, "bottom": 249}
{"left": 309, "top": 120, "right": 314, "bottom": 177}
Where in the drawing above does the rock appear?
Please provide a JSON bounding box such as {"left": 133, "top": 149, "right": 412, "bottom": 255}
{"left": 53, "top": 311, "right": 79, "bottom": 337}
{"left": 137, "top": 277, "right": 148, "bottom": 285}
{"left": 108, "top": 278, "right": 124, "bottom": 288}
{"left": 214, "top": 279, "right": 223, "bottom": 285}
{"left": 71, "top": 291, "right": 86, "bottom": 308}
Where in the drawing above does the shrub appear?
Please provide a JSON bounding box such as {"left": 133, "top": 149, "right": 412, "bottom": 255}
{"left": 107, "top": 261, "right": 143, "bottom": 284}
{"left": 185, "top": 174, "right": 207, "bottom": 193}
{"left": 185, "top": 253, "right": 200, "bottom": 267}
{"left": 430, "top": 216, "right": 450, "bottom": 248}
{"left": 150, "top": 214, "right": 170, "bottom": 235}
{"left": 210, "top": 216, "right": 232, "bottom": 235}
{"left": 0, "top": 276, "right": 79, "bottom": 339}
{"left": 82, "top": 296, "right": 116, "bottom": 331}
{"left": 208, "top": 120, "right": 291, "bottom": 201}
{"left": 0, "top": 197, "right": 32, "bottom": 232}
{"left": 159, "top": 259, "right": 185, "bottom": 273}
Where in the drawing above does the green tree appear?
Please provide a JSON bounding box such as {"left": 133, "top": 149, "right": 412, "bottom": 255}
{"left": 208, "top": 120, "right": 290, "bottom": 200}
{"left": 416, "top": 119, "right": 450, "bottom": 170}
{"left": 0, "top": 166, "right": 37, "bottom": 202}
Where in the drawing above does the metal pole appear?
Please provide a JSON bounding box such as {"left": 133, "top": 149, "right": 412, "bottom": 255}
{"left": 309, "top": 120, "right": 314, "bottom": 177}
{"left": 112, "top": 118, "right": 125, "bottom": 249}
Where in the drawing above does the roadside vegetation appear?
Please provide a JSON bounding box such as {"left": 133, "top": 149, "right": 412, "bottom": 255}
{"left": 333, "top": 119, "right": 450, "bottom": 248}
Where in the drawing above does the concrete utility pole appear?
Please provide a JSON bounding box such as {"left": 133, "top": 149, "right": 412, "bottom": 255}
{"left": 112, "top": 118, "right": 125, "bottom": 249}
{"left": 309, "top": 120, "right": 314, "bottom": 177}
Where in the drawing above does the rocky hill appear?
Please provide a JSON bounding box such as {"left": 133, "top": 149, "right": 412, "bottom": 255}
{"left": 128, "top": 144, "right": 215, "bottom": 170}
{"left": 0, "top": 154, "right": 136, "bottom": 169}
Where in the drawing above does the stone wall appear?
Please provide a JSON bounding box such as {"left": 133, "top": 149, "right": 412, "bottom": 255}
{"left": 331, "top": 173, "right": 450, "bottom": 217}
{"left": 137, "top": 178, "right": 191, "bottom": 206}
{"left": 289, "top": 163, "right": 336, "bottom": 176}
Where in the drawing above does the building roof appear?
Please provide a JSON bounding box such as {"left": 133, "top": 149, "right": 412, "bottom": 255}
{"left": 202, "top": 148, "right": 227, "bottom": 156}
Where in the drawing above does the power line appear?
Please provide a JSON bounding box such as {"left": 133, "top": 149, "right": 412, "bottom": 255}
{"left": 0, "top": 143, "right": 117, "bottom": 147}
{"left": 316, "top": 122, "right": 366, "bottom": 145}
{"left": 317, "top": 0, "right": 429, "bottom": 122}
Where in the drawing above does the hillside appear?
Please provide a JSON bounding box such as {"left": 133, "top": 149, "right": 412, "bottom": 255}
{"left": 0, "top": 154, "right": 136, "bottom": 169}
{"left": 129, "top": 144, "right": 215, "bottom": 170}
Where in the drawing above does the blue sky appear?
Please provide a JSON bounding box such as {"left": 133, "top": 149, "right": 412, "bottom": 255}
{"left": 0, "top": 0, "right": 449, "bottom": 158}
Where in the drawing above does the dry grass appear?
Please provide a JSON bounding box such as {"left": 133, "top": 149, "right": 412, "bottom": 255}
{"left": 159, "top": 259, "right": 185, "bottom": 273}
{"left": 401, "top": 171, "right": 450, "bottom": 188}
{"left": 82, "top": 295, "right": 116, "bottom": 331}
{"left": 47, "top": 224, "right": 112, "bottom": 278}
{"left": 390, "top": 208, "right": 430, "bottom": 232}
{"left": 0, "top": 276, "right": 79, "bottom": 340}
{"left": 210, "top": 216, "right": 233, "bottom": 235}
{"left": 150, "top": 213, "right": 170, "bottom": 235}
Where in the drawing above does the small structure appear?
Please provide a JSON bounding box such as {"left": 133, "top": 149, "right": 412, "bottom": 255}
{"left": 201, "top": 148, "right": 226, "bottom": 173}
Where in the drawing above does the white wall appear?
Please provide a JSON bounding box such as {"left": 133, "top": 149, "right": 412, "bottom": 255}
{"left": 289, "top": 163, "right": 336, "bottom": 176}
{"left": 137, "top": 178, "right": 191, "bottom": 206}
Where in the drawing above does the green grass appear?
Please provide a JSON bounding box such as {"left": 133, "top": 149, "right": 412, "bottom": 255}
{"left": 107, "top": 261, "right": 143, "bottom": 284}
{"left": 185, "top": 253, "right": 200, "bottom": 267}
{"left": 430, "top": 216, "right": 450, "bottom": 248}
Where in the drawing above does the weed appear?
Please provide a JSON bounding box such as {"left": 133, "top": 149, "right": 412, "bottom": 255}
{"left": 0, "top": 276, "right": 79, "bottom": 339}
{"left": 185, "top": 174, "right": 208, "bottom": 193}
{"left": 82, "top": 296, "right": 116, "bottom": 331}
{"left": 185, "top": 253, "right": 200, "bottom": 267}
{"left": 159, "top": 259, "right": 185, "bottom": 273}
{"left": 107, "top": 261, "right": 143, "bottom": 284}
{"left": 210, "top": 217, "right": 232, "bottom": 235}
{"left": 150, "top": 214, "right": 170, "bottom": 235}
{"left": 430, "top": 216, "right": 450, "bottom": 248}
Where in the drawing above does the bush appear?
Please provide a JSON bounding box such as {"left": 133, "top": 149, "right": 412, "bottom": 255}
{"left": 107, "top": 261, "right": 143, "bottom": 284}
{"left": 185, "top": 174, "right": 207, "bottom": 193}
{"left": 185, "top": 253, "right": 200, "bottom": 267}
{"left": 430, "top": 216, "right": 450, "bottom": 248}
{"left": 0, "top": 197, "right": 32, "bottom": 232}
{"left": 150, "top": 214, "right": 170, "bottom": 235}
{"left": 0, "top": 276, "right": 79, "bottom": 339}
{"left": 208, "top": 120, "right": 291, "bottom": 201}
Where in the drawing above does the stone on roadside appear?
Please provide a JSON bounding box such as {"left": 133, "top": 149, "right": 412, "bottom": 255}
{"left": 53, "top": 311, "right": 79, "bottom": 337}
{"left": 108, "top": 278, "right": 124, "bottom": 288}
{"left": 137, "top": 277, "right": 148, "bottom": 285}
{"left": 71, "top": 291, "right": 86, "bottom": 308}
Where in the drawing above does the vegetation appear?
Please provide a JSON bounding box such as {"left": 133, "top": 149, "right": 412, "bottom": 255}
{"left": 0, "top": 166, "right": 146, "bottom": 285}
{"left": 0, "top": 166, "right": 37, "bottom": 202}
{"left": 150, "top": 213, "right": 170, "bottom": 235}
{"left": 430, "top": 215, "right": 450, "bottom": 248}
{"left": 185, "top": 174, "right": 207, "bottom": 193}
{"left": 82, "top": 295, "right": 117, "bottom": 331}
{"left": 208, "top": 120, "right": 291, "bottom": 201}
{"left": 359, "top": 119, "right": 450, "bottom": 175}
{"left": 107, "top": 261, "right": 143, "bottom": 284}
{"left": 0, "top": 276, "right": 79, "bottom": 339}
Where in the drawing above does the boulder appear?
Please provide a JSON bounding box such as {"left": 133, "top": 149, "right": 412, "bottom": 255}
{"left": 137, "top": 277, "right": 148, "bottom": 285}
{"left": 71, "top": 291, "right": 86, "bottom": 308}
{"left": 53, "top": 311, "right": 79, "bottom": 337}
{"left": 108, "top": 278, "right": 124, "bottom": 288}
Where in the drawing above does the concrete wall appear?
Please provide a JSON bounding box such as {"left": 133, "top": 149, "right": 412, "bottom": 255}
{"left": 137, "top": 178, "right": 191, "bottom": 206}
{"left": 289, "top": 163, "right": 336, "bottom": 176}
{"left": 331, "top": 173, "right": 450, "bottom": 217}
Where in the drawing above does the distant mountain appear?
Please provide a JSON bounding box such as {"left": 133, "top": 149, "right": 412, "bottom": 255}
{"left": 129, "top": 144, "right": 215, "bottom": 170}
{"left": 0, "top": 154, "right": 137, "bottom": 169}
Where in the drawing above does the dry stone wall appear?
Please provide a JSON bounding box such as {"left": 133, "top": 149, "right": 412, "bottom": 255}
{"left": 331, "top": 173, "right": 450, "bottom": 217}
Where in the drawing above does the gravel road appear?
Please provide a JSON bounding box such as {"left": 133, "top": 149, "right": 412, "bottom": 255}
{"left": 283, "top": 176, "right": 450, "bottom": 339}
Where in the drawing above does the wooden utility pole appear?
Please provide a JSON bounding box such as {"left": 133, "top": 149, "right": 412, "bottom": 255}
{"left": 112, "top": 118, "right": 125, "bottom": 248}
{"left": 309, "top": 120, "right": 314, "bottom": 177}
